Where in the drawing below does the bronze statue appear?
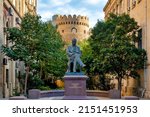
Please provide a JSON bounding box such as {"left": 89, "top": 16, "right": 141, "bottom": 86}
{"left": 66, "top": 38, "right": 85, "bottom": 72}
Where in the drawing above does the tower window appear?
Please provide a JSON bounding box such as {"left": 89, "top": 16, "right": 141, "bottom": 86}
{"left": 84, "top": 30, "right": 86, "bottom": 34}
{"left": 71, "top": 27, "right": 77, "bottom": 33}
{"left": 62, "top": 30, "right": 64, "bottom": 33}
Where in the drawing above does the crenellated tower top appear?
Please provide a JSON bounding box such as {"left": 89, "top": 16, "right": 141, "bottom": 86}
{"left": 52, "top": 14, "right": 89, "bottom": 27}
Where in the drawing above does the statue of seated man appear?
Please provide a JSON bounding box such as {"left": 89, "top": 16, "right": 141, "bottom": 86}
{"left": 67, "top": 38, "right": 85, "bottom": 72}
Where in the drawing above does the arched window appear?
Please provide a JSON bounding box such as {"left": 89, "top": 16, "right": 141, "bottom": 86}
{"left": 71, "top": 27, "right": 77, "bottom": 33}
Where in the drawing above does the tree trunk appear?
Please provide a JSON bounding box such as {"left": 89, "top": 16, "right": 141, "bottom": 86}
{"left": 24, "top": 66, "right": 29, "bottom": 96}
{"left": 117, "top": 78, "right": 122, "bottom": 98}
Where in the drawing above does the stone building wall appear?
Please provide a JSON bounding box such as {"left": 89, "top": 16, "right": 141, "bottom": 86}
{"left": 103, "top": 0, "right": 150, "bottom": 98}
{"left": 52, "top": 15, "right": 90, "bottom": 43}
{"left": 0, "top": 0, "right": 4, "bottom": 98}
{"left": 0, "top": 0, "right": 37, "bottom": 98}
{"left": 9, "top": 0, "right": 37, "bottom": 17}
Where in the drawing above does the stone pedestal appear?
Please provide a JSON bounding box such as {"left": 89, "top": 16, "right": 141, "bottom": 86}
{"left": 63, "top": 74, "right": 88, "bottom": 100}
{"left": 28, "top": 89, "right": 40, "bottom": 99}
{"left": 109, "top": 89, "right": 121, "bottom": 99}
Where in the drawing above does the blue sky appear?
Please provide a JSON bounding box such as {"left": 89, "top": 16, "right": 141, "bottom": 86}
{"left": 37, "top": 0, "right": 108, "bottom": 28}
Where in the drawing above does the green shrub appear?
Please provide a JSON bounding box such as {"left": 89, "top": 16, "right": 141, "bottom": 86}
{"left": 38, "top": 86, "right": 51, "bottom": 91}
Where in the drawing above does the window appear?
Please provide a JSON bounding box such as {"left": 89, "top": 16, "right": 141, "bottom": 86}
{"left": 19, "top": 0, "right": 21, "bottom": 12}
{"left": 6, "top": 69, "right": 9, "bottom": 88}
{"left": 15, "top": 0, "right": 17, "bottom": 8}
{"left": 84, "top": 30, "right": 86, "bottom": 34}
{"left": 6, "top": 21, "right": 10, "bottom": 47}
{"left": 62, "top": 30, "right": 64, "bottom": 33}
{"left": 116, "top": 5, "right": 119, "bottom": 14}
{"left": 29, "top": 0, "right": 32, "bottom": 4}
{"left": 127, "top": 0, "right": 130, "bottom": 11}
{"left": 71, "top": 27, "right": 77, "bottom": 33}
{"left": 120, "top": 0, "right": 123, "bottom": 13}
{"left": 138, "top": 29, "right": 142, "bottom": 49}
{"left": 132, "top": 0, "right": 136, "bottom": 8}
{"left": 13, "top": 0, "right": 16, "bottom": 6}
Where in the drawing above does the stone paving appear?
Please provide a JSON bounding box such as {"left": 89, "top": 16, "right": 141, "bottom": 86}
{"left": 39, "top": 96, "right": 110, "bottom": 100}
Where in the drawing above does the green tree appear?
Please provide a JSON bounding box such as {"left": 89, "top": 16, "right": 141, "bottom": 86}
{"left": 87, "top": 13, "right": 147, "bottom": 97}
{"left": 80, "top": 40, "right": 111, "bottom": 90}
{"left": 2, "top": 14, "right": 67, "bottom": 95}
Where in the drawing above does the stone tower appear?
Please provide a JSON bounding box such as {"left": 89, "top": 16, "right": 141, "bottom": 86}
{"left": 52, "top": 14, "right": 90, "bottom": 43}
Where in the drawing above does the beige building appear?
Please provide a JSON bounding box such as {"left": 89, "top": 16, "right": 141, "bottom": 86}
{"left": 103, "top": 0, "right": 150, "bottom": 98}
{"left": 0, "top": 0, "right": 37, "bottom": 98}
{"left": 52, "top": 15, "right": 90, "bottom": 43}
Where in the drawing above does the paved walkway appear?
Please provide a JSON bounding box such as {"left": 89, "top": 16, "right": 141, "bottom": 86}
{"left": 0, "top": 96, "right": 149, "bottom": 100}
{"left": 39, "top": 96, "right": 110, "bottom": 100}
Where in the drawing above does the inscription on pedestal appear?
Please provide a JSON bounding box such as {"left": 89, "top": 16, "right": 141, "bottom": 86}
{"left": 69, "top": 83, "right": 82, "bottom": 89}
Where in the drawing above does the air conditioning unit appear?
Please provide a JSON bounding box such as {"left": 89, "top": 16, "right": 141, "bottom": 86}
{"left": 8, "top": 7, "right": 13, "bottom": 16}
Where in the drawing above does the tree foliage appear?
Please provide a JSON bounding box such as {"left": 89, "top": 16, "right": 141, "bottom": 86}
{"left": 82, "top": 14, "right": 147, "bottom": 94}
{"left": 2, "top": 14, "right": 67, "bottom": 92}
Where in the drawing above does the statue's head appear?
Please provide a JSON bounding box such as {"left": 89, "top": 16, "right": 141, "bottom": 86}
{"left": 72, "top": 38, "right": 77, "bottom": 46}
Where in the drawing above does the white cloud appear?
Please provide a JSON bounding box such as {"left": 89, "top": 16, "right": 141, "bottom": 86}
{"left": 37, "top": 11, "right": 53, "bottom": 21}
{"left": 51, "top": 0, "right": 71, "bottom": 7}
{"left": 38, "top": 0, "right": 71, "bottom": 8}
{"left": 83, "top": 0, "right": 108, "bottom": 5}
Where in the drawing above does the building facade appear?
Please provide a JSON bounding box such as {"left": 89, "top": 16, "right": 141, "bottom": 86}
{"left": 52, "top": 15, "right": 90, "bottom": 43}
{"left": 0, "top": 0, "right": 4, "bottom": 98}
{"left": 103, "top": 0, "right": 150, "bottom": 98}
{"left": 0, "top": 0, "right": 37, "bottom": 98}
